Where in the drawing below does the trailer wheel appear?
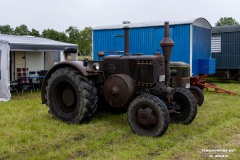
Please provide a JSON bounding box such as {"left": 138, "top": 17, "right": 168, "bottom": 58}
{"left": 128, "top": 94, "right": 170, "bottom": 137}
{"left": 189, "top": 86, "right": 204, "bottom": 106}
{"left": 170, "top": 88, "right": 197, "bottom": 124}
{"left": 46, "top": 67, "right": 98, "bottom": 123}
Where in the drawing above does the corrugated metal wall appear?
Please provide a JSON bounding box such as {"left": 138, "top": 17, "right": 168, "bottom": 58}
{"left": 212, "top": 32, "right": 240, "bottom": 69}
{"left": 128, "top": 24, "right": 191, "bottom": 65}
{"left": 192, "top": 26, "right": 211, "bottom": 75}
{"left": 170, "top": 25, "right": 191, "bottom": 64}
{"left": 129, "top": 27, "right": 157, "bottom": 54}
{"left": 93, "top": 29, "right": 124, "bottom": 60}
{"left": 93, "top": 25, "right": 191, "bottom": 64}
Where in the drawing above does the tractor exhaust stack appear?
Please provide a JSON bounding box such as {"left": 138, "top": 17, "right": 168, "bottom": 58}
{"left": 160, "top": 21, "right": 174, "bottom": 87}
{"left": 124, "top": 26, "right": 130, "bottom": 54}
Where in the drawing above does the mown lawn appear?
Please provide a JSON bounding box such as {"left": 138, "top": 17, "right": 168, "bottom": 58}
{"left": 0, "top": 83, "right": 239, "bottom": 160}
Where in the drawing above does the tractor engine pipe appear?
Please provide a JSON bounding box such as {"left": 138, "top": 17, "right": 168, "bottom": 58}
{"left": 124, "top": 26, "right": 130, "bottom": 54}
{"left": 160, "top": 21, "right": 174, "bottom": 87}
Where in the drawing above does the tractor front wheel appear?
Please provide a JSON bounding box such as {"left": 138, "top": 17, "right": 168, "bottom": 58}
{"left": 128, "top": 94, "right": 170, "bottom": 137}
{"left": 189, "top": 86, "right": 204, "bottom": 106}
{"left": 170, "top": 88, "right": 197, "bottom": 124}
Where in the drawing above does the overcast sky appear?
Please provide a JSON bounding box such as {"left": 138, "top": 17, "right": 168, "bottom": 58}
{"left": 0, "top": 0, "right": 239, "bottom": 32}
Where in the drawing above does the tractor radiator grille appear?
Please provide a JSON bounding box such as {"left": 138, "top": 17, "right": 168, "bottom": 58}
{"left": 137, "top": 64, "right": 153, "bottom": 83}
{"left": 182, "top": 67, "right": 190, "bottom": 77}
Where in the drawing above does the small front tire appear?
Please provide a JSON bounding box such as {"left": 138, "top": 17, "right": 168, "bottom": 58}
{"left": 170, "top": 88, "right": 197, "bottom": 124}
{"left": 128, "top": 94, "right": 170, "bottom": 137}
{"left": 189, "top": 86, "right": 204, "bottom": 106}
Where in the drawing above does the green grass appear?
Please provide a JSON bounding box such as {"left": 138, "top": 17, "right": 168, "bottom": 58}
{"left": 207, "top": 77, "right": 239, "bottom": 84}
{"left": 0, "top": 83, "right": 240, "bottom": 160}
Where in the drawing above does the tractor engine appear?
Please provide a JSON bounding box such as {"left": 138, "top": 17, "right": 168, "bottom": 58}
{"left": 102, "top": 54, "right": 168, "bottom": 108}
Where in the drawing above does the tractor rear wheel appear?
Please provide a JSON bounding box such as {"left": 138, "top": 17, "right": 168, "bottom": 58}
{"left": 189, "top": 86, "right": 204, "bottom": 106}
{"left": 128, "top": 94, "right": 170, "bottom": 137}
{"left": 170, "top": 88, "right": 197, "bottom": 124}
{"left": 46, "top": 67, "right": 98, "bottom": 123}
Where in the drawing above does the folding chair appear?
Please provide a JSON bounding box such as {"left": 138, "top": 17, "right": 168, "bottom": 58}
{"left": 17, "top": 68, "right": 31, "bottom": 93}
{"left": 10, "top": 81, "right": 19, "bottom": 95}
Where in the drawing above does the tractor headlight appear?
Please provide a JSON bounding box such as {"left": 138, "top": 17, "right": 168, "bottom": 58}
{"left": 93, "top": 63, "right": 100, "bottom": 71}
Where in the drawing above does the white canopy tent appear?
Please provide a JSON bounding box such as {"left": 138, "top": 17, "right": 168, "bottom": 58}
{"left": 0, "top": 34, "right": 78, "bottom": 101}
{"left": 0, "top": 41, "right": 10, "bottom": 101}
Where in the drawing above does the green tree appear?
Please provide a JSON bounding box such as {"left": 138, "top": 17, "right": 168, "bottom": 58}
{"left": 42, "top": 29, "right": 68, "bottom": 42}
{"left": 79, "top": 27, "right": 92, "bottom": 55}
{"left": 215, "top": 17, "right": 239, "bottom": 26}
{"left": 66, "top": 26, "right": 81, "bottom": 55}
{"left": 30, "top": 29, "right": 40, "bottom": 37}
{"left": 14, "top": 24, "right": 30, "bottom": 35}
{"left": 66, "top": 26, "right": 80, "bottom": 43}
{"left": 0, "top": 25, "right": 14, "bottom": 34}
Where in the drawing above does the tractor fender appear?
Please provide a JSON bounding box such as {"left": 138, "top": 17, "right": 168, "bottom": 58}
{"left": 41, "top": 61, "right": 99, "bottom": 104}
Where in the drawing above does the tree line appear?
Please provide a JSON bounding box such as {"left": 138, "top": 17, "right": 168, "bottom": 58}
{"left": 0, "top": 24, "right": 92, "bottom": 56}
{"left": 215, "top": 17, "right": 239, "bottom": 26}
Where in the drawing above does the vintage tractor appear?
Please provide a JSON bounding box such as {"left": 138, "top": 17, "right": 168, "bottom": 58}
{"left": 41, "top": 22, "right": 197, "bottom": 137}
{"left": 170, "top": 62, "right": 204, "bottom": 106}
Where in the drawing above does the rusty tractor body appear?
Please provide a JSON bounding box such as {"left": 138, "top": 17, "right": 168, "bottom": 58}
{"left": 41, "top": 22, "right": 197, "bottom": 137}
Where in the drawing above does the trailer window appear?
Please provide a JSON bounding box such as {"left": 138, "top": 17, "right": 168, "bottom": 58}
{"left": 211, "top": 35, "right": 221, "bottom": 53}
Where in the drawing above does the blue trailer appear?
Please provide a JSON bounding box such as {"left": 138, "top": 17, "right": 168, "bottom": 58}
{"left": 93, "top": 17, "right": 215, "bottom": 76}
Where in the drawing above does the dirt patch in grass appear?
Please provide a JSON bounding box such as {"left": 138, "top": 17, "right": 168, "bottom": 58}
{"left": 0, "top": 155, "right": 10, "bottom": 160}
{"left": 148, "top": 150, "right": 161, "bottom": 156}
{"left": 72, "top": 134, "right": 86, "bottom": 141}
{"left": 68, "top": 151, "right": 88, "bottom": 160}
{"left": 227, "top": 134, "right": 240, "bottom": 147}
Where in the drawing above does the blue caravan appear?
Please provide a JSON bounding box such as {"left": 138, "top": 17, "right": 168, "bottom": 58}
{"left": 93, "top": 18, "right": 215, "bottom": 76}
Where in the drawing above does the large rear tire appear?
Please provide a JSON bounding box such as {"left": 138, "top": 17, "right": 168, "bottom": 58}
{"left": 189, "top": 86, "right": 204, "bottom": 106}
{"left": 128, "top": 94, "right": 170, "bottom": 137}
{"left": 170, "top": 88, "right": 197, "bottom": 124}
{"left": 46, "top": 67, "right": 98, "bottom": 123}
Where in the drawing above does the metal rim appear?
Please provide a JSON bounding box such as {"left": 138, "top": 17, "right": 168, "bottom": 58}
{"left": 53, "top": 81, "right": 77, "bottom": 115}
{"left": 135, "top": 103, "right": 158, "bottom": 131}
{"left": 173, "top": 95, "right": 189, "bottom": 119}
